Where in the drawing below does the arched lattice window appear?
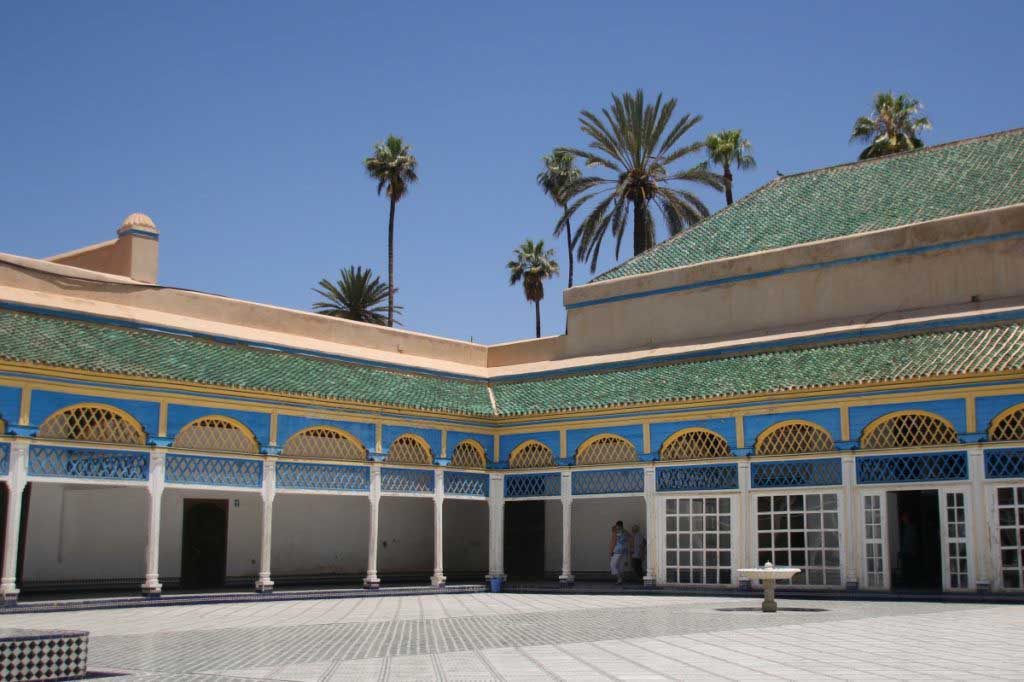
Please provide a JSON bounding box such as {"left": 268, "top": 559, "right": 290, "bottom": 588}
{"left": 387, "top": 435, "right": 432, "bottom": 464}
{"left": 756, "top": 421, "right": 834, "bottom": 457}
{"left": 508, "top": 440, "right": 555, "bottom": 469}
{"left": 450, "top": 439, "right": 486, "bottom": 469}
{"left": 174, "top": 416, "right": 259, "bottom": 454}
{"left": 860, "top": 411, "right": 958, "bottom": 450}
{"left": 660, "top": 428, "right": 731, "bottom": 461}
{"left": 38, "top": 404, "right": 146, "bottom": 445}
{"left": 576, "top": 435, "right": 637, "bottom": 465}
{"left": 989, "top": 404, "right": 1024, "bottom": 442}
{"left": 281, "top": 427, "right": 366, "bottom": 461}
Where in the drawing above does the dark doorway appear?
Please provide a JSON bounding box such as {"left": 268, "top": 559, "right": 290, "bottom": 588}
{"left": 181, "top": 499, "right": 228, "bottom": 589}
{"left": 504, "top": 501, "right": 545, "bottom": 580}
{"left": 891, "top": 490, "right": 942, "bottom": 590}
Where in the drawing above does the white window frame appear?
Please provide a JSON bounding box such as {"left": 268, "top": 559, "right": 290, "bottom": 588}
{"left": 658, "top": 492, "right": 739, "bottom": 587}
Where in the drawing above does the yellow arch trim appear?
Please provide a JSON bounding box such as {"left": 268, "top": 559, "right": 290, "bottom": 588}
{"left": 38, "top": 401, "right": 147, "bottom": 443}
{"left": 450, "top": 438, "right": 487, "bottom": 467}
{"left": 658, "top": 427, "right": 729, "bottom": 454}
{"left": 987, "top": 402, "right": 1024, "bottom": 440}
{"left": 575, "top": 433, "right": 635, "bottom": 455}
{"left": 173, "top": 414, "right": 259, "bottom": 451}
{"left": 281, "top": 426, "right": 366, "bottom": 454}
{"left": 754, "top": 419, "right": 833, "bottom": 454}
{"left": 859, "top": 409, "right": 958, "bottom": 444}
{"left": 508, "top": 439, "right": 555, "bottom": 467}
{"left": 387, "top": 432, "right": 432, "bottom": 456}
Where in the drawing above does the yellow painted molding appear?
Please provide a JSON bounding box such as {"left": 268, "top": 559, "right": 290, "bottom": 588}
{"left": 492, "top": 434, "right": 500, "bottom": 463}
{"left": 158, "top": 400, "right": 168, "bottom": 438}
{"left": 19, "top": 387, "right": 31, "bottom": 425}
{"left": 965, "top": 397, "right": 977, "bottom": 433}
{"left": 269, "top": 412, "right": 278, "bottom": 447}
{"left": 375, "top": 422, "right": 383, "bottom": 453}
{"left": 642, "top": 423, "right": 651, "bottom": 454}
{"left": 441, "top": 430, "right": 448, "bottom": 457}
{"left": 559, "top": 430, "right": 567, "bottom": 460}
{"left": 840, "top": 406, "right": 850, "bottom": 442}
{"left": 735, "top": 416, "right": 745, "bottom": 449}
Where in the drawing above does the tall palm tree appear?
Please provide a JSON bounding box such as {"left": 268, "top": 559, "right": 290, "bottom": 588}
{"left": 537, "top": 150, "right": 582, "bottom": 288}
{"left": 507, "top": 239, "right": 559, "bottom": 338}
{"left": 704, "top": 130, "right": 756, "bottom": 206}
{"left": 313, "top": 266, "right": 399, "bottom": 325}
{"left": 364, "top": 135, "right": 418, "bottom": 327}
{"left": 561, "top": 90, "right": 724, "bottom": 271}
{"left": 851, "top": 92, "right": 932, "bottom": 160}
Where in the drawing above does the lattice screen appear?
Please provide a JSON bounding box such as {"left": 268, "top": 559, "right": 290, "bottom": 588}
{"left": 281, "top": 427, "right": 366, "bottom": 461}
{"left": 173, "top": 417, "right": 258, "bottom": 454}
{"left": 387, "top": 435, "right": 431, "bottom": 464}
{"left": 756, "top": 422, "right": 834, "bottom": 456}
{"left": 508, "top": 441, "right": 555, "bottom": 469}
{"left": 450, "top": 440, "right": 486, "bottom": 469}
{"left": 861, "top": 412, "right": 958, "bottom": 450}
{"left": 38, "top": 405, "right": 146, "bottom": 445}
{"left": 576, "top": 436, "right": 637, "bottom": 465}
{"left": 990, "top": 406, "right": 1024, "bottom": 442}
{"left": 660, "top": 429, "right": 731, "bottom": 461}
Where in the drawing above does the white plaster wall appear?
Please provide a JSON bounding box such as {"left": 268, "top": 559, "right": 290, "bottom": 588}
{"left": 378, "top": 497, "right": 434, "bottom": 574}
{"left": 570, "top": 497, "right": 646, "bottom": 574}
{"left": 442, "top": 499, "right": 488, "bottom": 574}
{"left": 159, "top": 488, "right": 262, "bottom": 580}
{"left": 271, "top": 494, "right": 368, "bottom": 575}
{"left": 22, "top": 482, "right": 148, "bottom": 582}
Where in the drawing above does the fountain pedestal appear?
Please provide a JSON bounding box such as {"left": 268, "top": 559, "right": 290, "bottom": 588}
{"left": 736, "top": 562, "right": 801, "bottom": 612}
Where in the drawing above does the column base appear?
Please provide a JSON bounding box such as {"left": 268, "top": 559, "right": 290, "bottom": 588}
{"left": 558, "top": 574, "right": 574, "bottom": 586}
{"left": 642, "top": 575, "right": 656, "bottom": 587}
{"left": 141, "top": 581, "right": 162, "bottom": 598}
{"left": 976, "top": 580, "right": 991, "bottom": 595}
{"left": 254, "top": 576, "right": 275, "bottom": 593}
{"left": 363, "top": 575, "right": 380, "bottom": 590}
{"left": 431, "top": 574, "right": 447, "bottom": 588}
{"left": 845, "top": 579, "right": 859, "bottom": 591}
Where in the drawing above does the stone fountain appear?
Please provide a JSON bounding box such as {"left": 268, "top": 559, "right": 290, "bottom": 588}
{"left": 737, "top": 562, "right": 801, "bottom": 612}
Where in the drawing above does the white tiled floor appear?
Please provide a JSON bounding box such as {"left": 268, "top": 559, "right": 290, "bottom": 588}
{"left": 2, "top": 593, "right": 1023, "bottom": 680}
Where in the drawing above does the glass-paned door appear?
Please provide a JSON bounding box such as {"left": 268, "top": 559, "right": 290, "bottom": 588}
{"left": 995, "top": 486, "right": 1024, "bottom": 590}
{"left": 862, "top": 493, "right": 887, "bottom": 589}
{"left": 940, "top": 490, "right": 971, "bottom": 590}
{"left": 664, "top": 496, "right": 734, "bottom": 585}
{"left": 756, "top": 492, "right": 842, "bottom": 586}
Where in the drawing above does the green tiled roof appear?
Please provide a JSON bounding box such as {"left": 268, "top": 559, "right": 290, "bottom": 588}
{"left": 2, "top": 309, "right": 1024, "bottom": 418}
{"left": 0, "top": 309, "right": 494, "bottom": 416}
{"left": 595, "top": 128, "right": 1024, "bottom": 282}
{"left": 490, "top": 323, "right": 1024, "bottom": 415}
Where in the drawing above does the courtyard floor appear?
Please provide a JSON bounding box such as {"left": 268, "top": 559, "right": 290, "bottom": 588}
{"left": 1, "top": 593, "right": 1022, "bottom": 680}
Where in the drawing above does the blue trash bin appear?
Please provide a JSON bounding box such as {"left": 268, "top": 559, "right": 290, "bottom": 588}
{"left": 489, "top": 577, "right": 503, "bottom": 593}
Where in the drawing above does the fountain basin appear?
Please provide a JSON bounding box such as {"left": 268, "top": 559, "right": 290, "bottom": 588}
{"left": 736, "top": 562, "right": 801, "bottom": 612}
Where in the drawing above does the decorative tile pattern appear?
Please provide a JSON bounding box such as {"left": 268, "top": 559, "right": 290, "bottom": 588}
{"left": 571, "top": 468, "right": 644, "bottom": 495}
{"left": 174, "top": 417, "right": 259, "bottom": 454}
{"left": 657, "top": 462, "right": 739, "bottom": 492}
{"left": 37, "top": 404, "right": 146, "bottom": 445}
{"left": 660, "top": 429, "right": 731, "bottom": 461}
{"left": 0, "top": 629, "right": 88, "bottom": 681}
{"left": 0, "top": 443, "right": 9, "bottom": 476}
{"left": 381, "top": 467, "right": 434, "bottom": 493}
{"left": 861, "top": 412, "right": 958, "bottom": 450}
{"left": 990, "top": 405, "right": 1024, "bottom": 442}
{"left": 443, "top": 471, "right": 489, "bottom": 497}
{"left": 386, "top": 436, "right": 432, "bottom": 465}
{"left": 504, "top": 472, "right": 560, "bottom": 498}
{"left": 985, "top": 449, "right": 1024, "bottom": 479}
{"left": 275, "top": 461, "right": 369, "bottom": 492}
{"left": 575, "top": 436, "right": 638, "bottom": 466}
{"left": 751, "top": 457, "right": 842, "bottom": 488}
{"left": 28, "top": 445, "right": 149, "bottom": 481}
{"left": 281, "top": 427, "right": 366, "bottom": 461}
{"left": 165, "top": 453, "right": 262, "bottom": 488}
{"left": 856, "top": 452, "right": 968, "bottom": 484}
{"left": 508, "top": 441, "right": 556, "bottom": 469}
{"left": 756, "top": 422, "right": 835, "bottom": 457}
{"left": 449, "top": 441, "right": 486, "bottom": 469}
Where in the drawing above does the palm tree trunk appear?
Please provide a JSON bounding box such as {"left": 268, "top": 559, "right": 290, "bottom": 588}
{"left": 724, "top": 163, "right": 734, "bottom": 206}
{"left": 387, "top": 195, "right": 396, "bottom": 327}
{"left": 534, "top": 299, "right": 541, "bottom": 338}
{"left": 563, "top": 209, "right": 574, "bottom": 288}
{"left": 632, "top": 197, "right": 646, "bottom": 256}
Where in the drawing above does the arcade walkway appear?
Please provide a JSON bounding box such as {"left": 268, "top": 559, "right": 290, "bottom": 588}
{"left": 2, "top": 592, "right": 1022, "bottom": 679}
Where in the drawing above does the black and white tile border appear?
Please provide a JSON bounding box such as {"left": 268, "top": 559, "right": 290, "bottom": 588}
{"left": 0, "top": 629, "right": 88, "bottom": 681}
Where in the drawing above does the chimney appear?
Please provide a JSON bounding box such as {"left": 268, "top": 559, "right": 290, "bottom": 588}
{"left": 115, "top": 213, "right": 160, "bottom": 283}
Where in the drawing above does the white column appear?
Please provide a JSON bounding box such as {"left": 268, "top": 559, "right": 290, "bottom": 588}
{"left": 0, "top": 440, "right": 28, "bottom": 602}
{"left": 968, "top": 445, "right": 991, "bottom": 592}
{"left": 486, "top": 473, "right": 505, "bottom": 580}
{"left": 559, "top": 470, "right": 573, "bottom": 584}
{"left": 643, "top": 466, "right": 657, "bottom": 586}
{"left": 842, "top": 455, "right": 859, "bottom": 590}
{"left": 254, "top": 460, "right": 275, "bottom": 592}
{"left": 431, "top": 469, "right": 446, "bottom": 587}
{"left": 364, "top": 464, "right": 381, "bottom": 588}
{"left": 141, "top": 450, "right": 165, "bottom": 596}
{"left": 736, "top": 459, "right": 752, "bottom": 589}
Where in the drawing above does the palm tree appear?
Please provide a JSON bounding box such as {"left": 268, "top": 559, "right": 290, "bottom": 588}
{"left": 851, "top": 92, "right": 932, "bottom": 160}
{"left": 364, "top": 135, "right": 418, "bottom": 327}
{"left": 704, "top": 130, "right": 756, "bottom": 206}
{"left": 313, "top": 266, "right": 398, "bottom": 325}
{"left": 561, "top": 90, "right": 724, "bottom": 271}
{"left": 507, "top": 239, "right": 559, "bottom": 338}
{"left": 537, "top": 150, "right": 582, "bottom": 288}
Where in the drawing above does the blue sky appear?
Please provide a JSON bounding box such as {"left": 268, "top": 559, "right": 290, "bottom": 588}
{"left": 2, "top": 1, "right": 1022, "bottom": 344}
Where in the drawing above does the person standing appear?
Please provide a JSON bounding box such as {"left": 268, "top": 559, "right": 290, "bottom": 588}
{"left": 630, "top": 524, "right": 646, "bottom": 581}
{"left": 608, "top": 521, "right": 631, "bottom": 585}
